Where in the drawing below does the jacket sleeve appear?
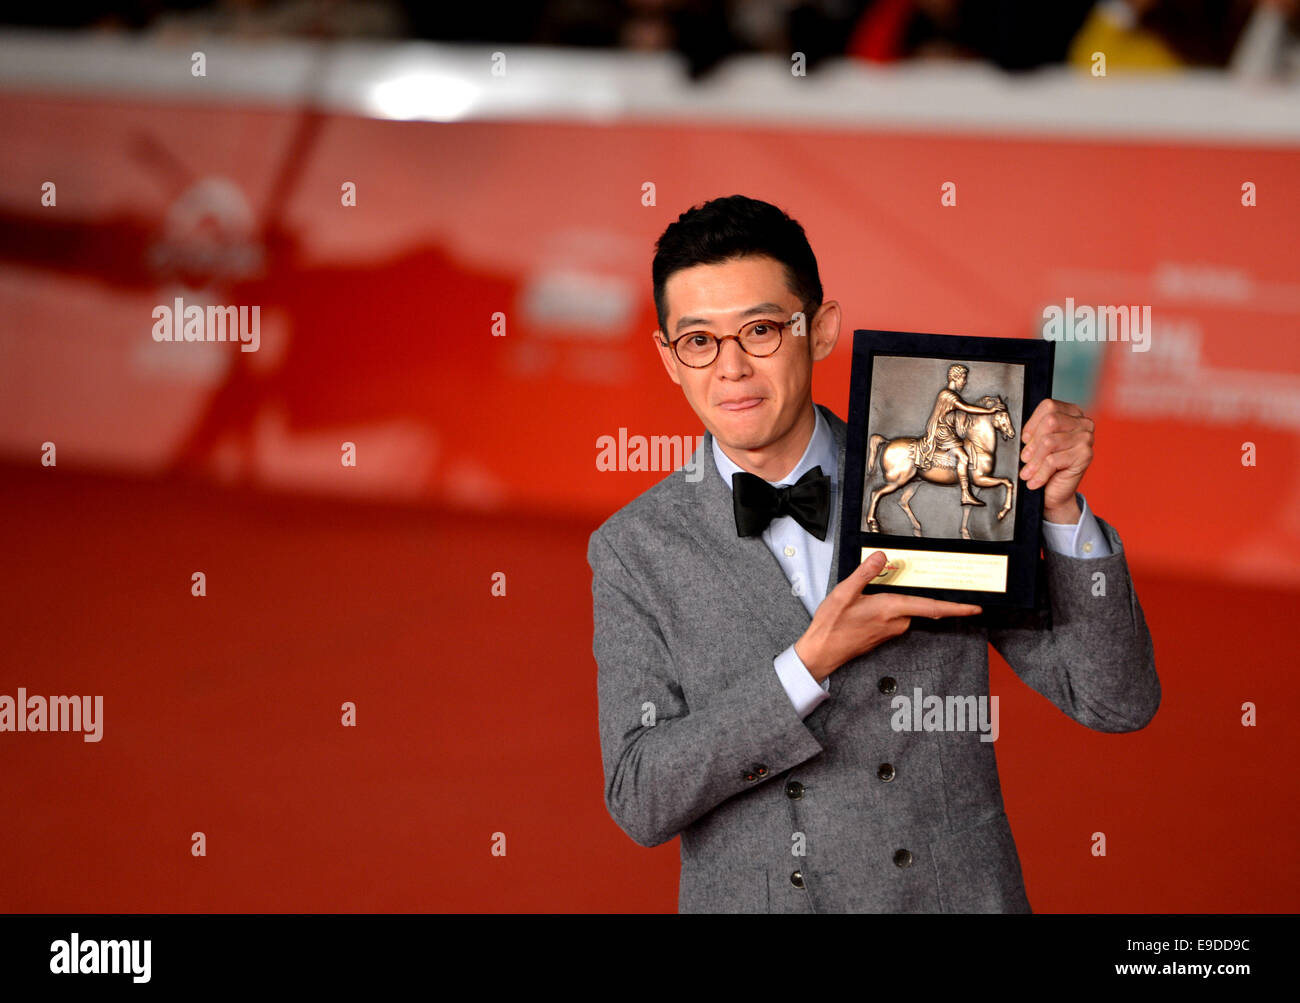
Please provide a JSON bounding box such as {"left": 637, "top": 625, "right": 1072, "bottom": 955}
{"left": 987, "top": 515, "right": 1160, "bottom": 733}
{"left": 589, "top": 527, "right": 826, "bottom": 848}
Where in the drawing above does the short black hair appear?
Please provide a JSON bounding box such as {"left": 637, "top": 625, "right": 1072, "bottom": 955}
{"left": 652, "top": 195, "right": 823, "bottom": 339}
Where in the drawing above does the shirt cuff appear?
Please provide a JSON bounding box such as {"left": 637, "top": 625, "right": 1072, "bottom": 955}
{"left": 774, "top": 645, "right": 831, "bottom": 718}
{"left": 1041, "top": 491, "right": 1112, "bottom": 558}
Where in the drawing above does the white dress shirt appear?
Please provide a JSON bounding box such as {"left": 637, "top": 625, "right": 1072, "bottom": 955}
{"left": 711, "top": 405, "right": 1112, "bottom": 719}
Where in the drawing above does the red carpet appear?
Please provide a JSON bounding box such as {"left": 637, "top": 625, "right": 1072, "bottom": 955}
{"left": 1, "top": 464, "right": 1294, "bottom": 912}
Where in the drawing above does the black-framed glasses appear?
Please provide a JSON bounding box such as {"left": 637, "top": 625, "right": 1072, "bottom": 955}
{"left": 662, "top": 307, "right": 810, "bottom": 368}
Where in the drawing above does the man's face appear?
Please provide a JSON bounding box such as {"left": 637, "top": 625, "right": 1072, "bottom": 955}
{"left": 654, "top": 254, "right": 835, "bottom": 454}
{"left": 954, "top": 371, "right": 967, "bottom": 391}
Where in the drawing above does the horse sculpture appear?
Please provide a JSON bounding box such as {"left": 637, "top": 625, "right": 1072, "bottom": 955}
{"left": 864, "top": 395, "right": 1017, "bottom": 541}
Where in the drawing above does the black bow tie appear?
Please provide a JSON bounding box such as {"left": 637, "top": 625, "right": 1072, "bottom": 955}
{"left": 732, "top": 465, "right": 831, "bottom": 541}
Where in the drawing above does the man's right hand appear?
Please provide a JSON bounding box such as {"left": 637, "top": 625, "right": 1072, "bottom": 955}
{"left": 794, "top": 551, "right": 984, "bottom": 682}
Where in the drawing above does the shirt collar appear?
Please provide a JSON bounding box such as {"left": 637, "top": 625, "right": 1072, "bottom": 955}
{"left": 712, "top": 405, "right": 836, "bottom": 491}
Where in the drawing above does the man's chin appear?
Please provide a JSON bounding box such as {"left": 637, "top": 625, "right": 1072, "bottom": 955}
{"left": 709, "top": 417, "right": 771, "bottom": 452}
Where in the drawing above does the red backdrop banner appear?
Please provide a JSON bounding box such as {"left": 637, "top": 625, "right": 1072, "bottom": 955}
{"left": 1, "top": 76, "right": 1297, "bottom": 912}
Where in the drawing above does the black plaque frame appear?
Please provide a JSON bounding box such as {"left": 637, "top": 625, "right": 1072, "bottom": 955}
{"left": 837, "top": 329, "right": 1055, "bottom": 610}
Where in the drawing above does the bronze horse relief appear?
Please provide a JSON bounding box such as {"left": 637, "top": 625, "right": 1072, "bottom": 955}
{"left": 865, "top": 394, "right": 1017, "bottom": 541}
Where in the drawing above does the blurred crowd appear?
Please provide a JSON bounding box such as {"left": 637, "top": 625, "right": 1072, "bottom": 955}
{"left": 5, "top": 0, "right": 1298, "bottom": 79}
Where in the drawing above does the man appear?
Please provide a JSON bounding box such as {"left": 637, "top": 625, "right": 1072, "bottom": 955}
{"left": 588, "top": 195, "right": 1159, "bottom": 913}
{"left": 914, "top": 363, "right": 1005, "bottom": 506}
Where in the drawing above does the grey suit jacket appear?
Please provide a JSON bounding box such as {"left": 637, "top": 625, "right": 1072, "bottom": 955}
{"left": 588, "top": 403, "right": 1160, "bottom": 913}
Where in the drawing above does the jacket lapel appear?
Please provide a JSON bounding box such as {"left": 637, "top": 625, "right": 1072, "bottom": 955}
{"left": 822, "top": 405, "right": 849, "bottom": 706}
{"left": 824, "top": 404, "right": 848, "bottom": 603}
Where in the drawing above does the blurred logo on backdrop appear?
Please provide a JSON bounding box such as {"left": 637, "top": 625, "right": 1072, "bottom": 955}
{"left": 149, "top": 177, "right": 264, "bottom": 292}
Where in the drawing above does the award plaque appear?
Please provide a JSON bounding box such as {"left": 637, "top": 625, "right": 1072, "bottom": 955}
{"left": 837, "top": 329, "right": 1054, "bottom": 610}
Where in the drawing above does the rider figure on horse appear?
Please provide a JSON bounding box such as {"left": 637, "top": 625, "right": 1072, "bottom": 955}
{"left": 915, "top": 364, "right": 1006, "bottom": 507}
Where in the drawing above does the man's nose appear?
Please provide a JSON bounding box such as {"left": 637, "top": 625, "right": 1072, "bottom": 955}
{"left": 715, "top": 337, "right": 751, "bottom": 375}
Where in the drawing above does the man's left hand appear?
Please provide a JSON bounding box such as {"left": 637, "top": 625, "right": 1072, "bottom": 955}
{"left": 1019, "top": 398, "right": 1093, "bottom": 523}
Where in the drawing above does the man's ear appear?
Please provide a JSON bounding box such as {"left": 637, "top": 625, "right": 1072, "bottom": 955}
{"left": 810, "top": 300, "right": 841, "bottom": 363}
{"left": 653, "top": 329, "right": 682, "bottom": 386}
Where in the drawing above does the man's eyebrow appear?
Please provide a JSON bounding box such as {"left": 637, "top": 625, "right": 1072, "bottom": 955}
{"left": 674, "top": 303, "right": 787, "bottom": 334}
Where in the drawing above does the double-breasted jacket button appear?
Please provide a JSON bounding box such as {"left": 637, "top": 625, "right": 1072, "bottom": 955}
{"left": 743, "top": 770, "right": 757, "bottom": 782}
{"left": 893, "top": 848, "right": 913, "bottom": 868}
{"left": 790, "top": 870, "right": 805, "bottom": 889}
{"left": 877, "top": 763, "right": 896, "bottom": 782}
{"left": 755, "top": 764, "right": 768, "bottom": 777}
{"left": 878, "top": 676, "right": 897, "bottom": 695}
{"left": 785, "top": 780, "right": 804, "bottom": 799}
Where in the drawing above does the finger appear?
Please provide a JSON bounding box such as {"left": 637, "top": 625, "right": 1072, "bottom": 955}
{"left": 838, "top": 550, "right": 889, "bottom": 596}
{"left": 1024, "top": 442, "right": 1088, "bottom": 487}
{"left": 850, "top": 550, "right": 889, "bottom": 583}
{"left": 893, "top": 597, "right": 984, "bottom": 618}
{"left": 1021, "top": 398, "right": 1056, "bottom": 442}
{"left": 1022, "top": 448, "right": 1063, "bottom": 486}
{"left": 1023, "top": 399, "right": 1082, "bottom": 443}
{"left": 1022, "top": 426, "right": 1084, "bottom": 462}
{"left": 1021, "top": 429, "right": 1056, "bottom": 465}
{"left": 1022, "top": 432, "right": 1089, "bottom": 480}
